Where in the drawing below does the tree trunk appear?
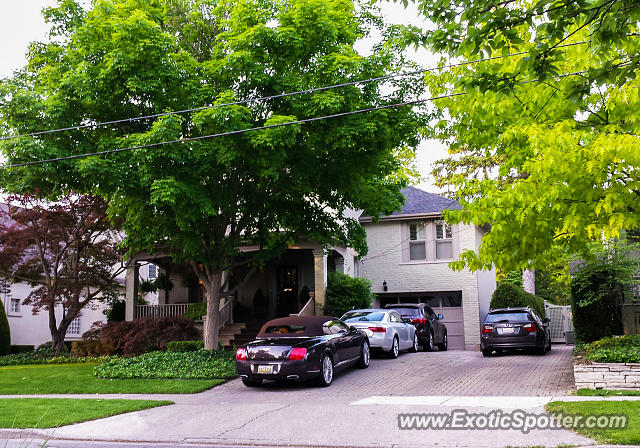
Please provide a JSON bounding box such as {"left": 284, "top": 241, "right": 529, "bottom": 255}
{"left": 203, "top": 271, "right": 222, "bottom": 350}
{"left": 48, "top": 307, "right": 72, "bottom": 353}
{"left": 522, "top": 269, "right": 535, "bottom": 295}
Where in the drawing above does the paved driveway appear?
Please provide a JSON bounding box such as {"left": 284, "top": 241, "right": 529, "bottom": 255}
{"left": 4, "top": 345, "right": 591, "bottom": 448}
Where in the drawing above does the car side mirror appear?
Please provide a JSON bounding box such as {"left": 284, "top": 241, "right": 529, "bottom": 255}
{"left": 349, "top": 326, "right": 358, "bottom": 333}
{"left": 437, "top": 314, "right": 444, "bottom": 320}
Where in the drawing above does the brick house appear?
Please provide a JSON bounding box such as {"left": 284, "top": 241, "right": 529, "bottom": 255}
{"left": 358, "top": 187, "right": 496, "bottom": 350}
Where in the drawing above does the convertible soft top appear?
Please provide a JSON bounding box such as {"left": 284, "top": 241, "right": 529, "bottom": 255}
{"left": 257, "top": 315, "right": 338, "bottom": 338}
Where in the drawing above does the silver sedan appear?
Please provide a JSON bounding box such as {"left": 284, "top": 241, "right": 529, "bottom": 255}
{"left": 341, "top": 309, "right": 418, "bottom": 358}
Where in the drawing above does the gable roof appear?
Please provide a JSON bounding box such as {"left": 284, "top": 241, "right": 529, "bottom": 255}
{"left": 393, "top": 186, "right": 461, "bottom": 216}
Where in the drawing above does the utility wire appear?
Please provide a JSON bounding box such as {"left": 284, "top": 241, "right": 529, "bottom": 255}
{"left": 0, "top": 41, "right": 588, "bottom": 142}
{"left": 2, "top": 66, "right": 599, "bottom": 169}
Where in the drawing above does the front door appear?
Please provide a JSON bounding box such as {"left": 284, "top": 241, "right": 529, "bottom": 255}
{"left": 277, "top": 266, "right": 298, "bottom": 317}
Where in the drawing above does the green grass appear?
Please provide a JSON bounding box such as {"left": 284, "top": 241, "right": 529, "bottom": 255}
{"left": 0, "top": 364, "right": 223, "bottom": 394}
{"left": 578, "top": 388, "right": 640, "bottom": 397}
{"left": 546, "top": 401, "right": 640, "bottom": 445}
{"left": 0, "top": 398, "right": 172, "bottom": 428}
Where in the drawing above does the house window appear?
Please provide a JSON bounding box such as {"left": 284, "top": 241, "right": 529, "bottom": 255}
{"left": 9, "top": 298, "right": 19, "bottom": 314}
{"left": 435, "top": 221, "right": 453, "bottom": 259}
{"left": 68, "top": 317, "right": 81, "bottom": 335}
{"left": 409, "top": 222, "right": 426, "bottom": 260}
{"left": 148, "top": 264, "right": 157, "bottom": 279}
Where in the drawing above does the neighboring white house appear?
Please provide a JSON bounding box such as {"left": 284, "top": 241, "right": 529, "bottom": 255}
{"left": 358, "top": 187, "right": 496, "bottom": 350}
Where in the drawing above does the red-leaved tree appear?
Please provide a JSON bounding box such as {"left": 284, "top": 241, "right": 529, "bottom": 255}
{"left": 0, "top": 194, "right": 125, "bottom": 352}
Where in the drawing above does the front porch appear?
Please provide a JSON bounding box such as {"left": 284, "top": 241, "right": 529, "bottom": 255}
{"left": 124, "top": 242, "right": 356, "bottom": 327}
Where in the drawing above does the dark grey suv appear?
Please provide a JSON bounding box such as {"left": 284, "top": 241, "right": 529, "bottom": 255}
{"left": 480, "top": 307, "right": 551, "bottom": 357}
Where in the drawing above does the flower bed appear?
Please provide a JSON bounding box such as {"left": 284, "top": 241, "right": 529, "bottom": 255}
{"left": 575, "top": 335, "right": 640, "bottom": 390}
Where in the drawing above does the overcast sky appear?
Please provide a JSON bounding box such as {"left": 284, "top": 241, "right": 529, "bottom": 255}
{"left": 0, "top": 0, "right": 447, "bottom": 190}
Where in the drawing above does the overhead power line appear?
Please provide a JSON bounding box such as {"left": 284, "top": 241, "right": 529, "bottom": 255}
{"left": 0, "top": 41, "right": 588, "bottom": 142}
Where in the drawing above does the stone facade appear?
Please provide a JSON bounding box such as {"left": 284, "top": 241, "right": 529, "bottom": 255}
{"left": 574, "top": 363, "right": 640, "bottom": 390}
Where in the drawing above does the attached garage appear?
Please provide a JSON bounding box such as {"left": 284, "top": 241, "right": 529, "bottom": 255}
{"left": 377, "top": 291, "right": 465, "bottom": 350}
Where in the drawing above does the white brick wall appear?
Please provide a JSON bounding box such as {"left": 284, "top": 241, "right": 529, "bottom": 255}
{"left": 360, "top": 220, "right": 484, "bottom": 349}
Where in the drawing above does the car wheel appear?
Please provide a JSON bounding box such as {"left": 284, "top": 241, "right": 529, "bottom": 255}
{"left": 317, "top": 353, "right": 334, "bottom": 387}
{"left": 424, "top": 331, "right": 434, "bottom": 352}
{"left": 241, "top": 378, "right": 263, "bottom": 387}
{"left": 388, "top": 336, "right": 399, "bottom": 359}
{"left": 408, "top": 334, "right": 419, "bottom": 353}
{"left": 438, "top": 332, "right": 448, "bottom": 351}
{"left": 547, "top": 339, "right": 552, "bottom": 352}
{"left": 357, "top": 342, "right": 370, "bottom": 368}
{"left": 536, "top": 344, "right": 547, "bottom": 356}
{"left": 482, "top": 348, "right": 492, "bottom": 357}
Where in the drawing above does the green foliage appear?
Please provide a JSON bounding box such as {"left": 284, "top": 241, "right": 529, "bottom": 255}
{"left": 571, "top": 257, "right": 628, "bottom": 344}
{"left": 182, "top": 302, "right": 207, "bottom": 320}
{"left": 581, "top": 335, "right": 640, "bottom": 363}
{"left": 10, "top": 345, "right": 34, "bottom": 354}
{"left": 497, "top": 270, "right": 523, "bottom": 288}
{"left": 405, "top": 0, "right": 640, "bottom": 272}
{"left": 536, "top": 265, "right": 571, "bottom": 305}
{"left": 324, "top": 272, "right": 374, "bottom": 317}
{"left": 166, "top": 340, "right": 204, "bottom": 352}
{"left": 94, "top": 350, "right": 236, "bottom": 380}
{"left": 490, "top": 282, "right": 545, "bottom": 318}
{"left": 104, "top": 298, "right": 126, "bottom": 322}
{"left": 0, "top": 300, "right": 9, "bottom": 356}
{"left": 0, "top": 347, "right": 115, "bottom": 366}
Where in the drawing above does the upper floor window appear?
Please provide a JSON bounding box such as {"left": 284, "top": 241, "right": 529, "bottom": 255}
{"left": 409, "top": 222, "right": 426, "bottom": 260}
{"left": 9, "top": 298, "right": 20, "bottom": 314}
{"left": 435, "top": 221, "right": 453, "bottom": 259}
{"left": 148, "top": 264, "right": 157, "bottom": 279}
{"left": 68, "top": 317, "right": 81, "bottom": 335}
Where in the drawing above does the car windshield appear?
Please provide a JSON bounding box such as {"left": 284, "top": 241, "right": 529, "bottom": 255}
{"left": 262, "top": 325, "right": 306, "bottom": 334}
{"left": 342, "top": 311, "right": 386, "bottom": 322}
{"left": 387, "top": 307, "right": 421, "bottom": 317}
{"left": 485, "top": 312, "right": 530, "bottom": 323}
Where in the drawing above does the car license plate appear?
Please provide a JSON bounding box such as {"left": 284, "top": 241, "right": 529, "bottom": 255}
{"left": 257, "top": 365, "right": 273, "bottom": 374}
{"left": 499, "top": 327, "right": 514, "bottom": 334}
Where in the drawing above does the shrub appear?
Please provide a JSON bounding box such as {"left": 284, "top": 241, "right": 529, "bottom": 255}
{"left": 167, "top": 340, "right": 204, "bottom": 352}
{"left": 581, "top": 335, "right": 640, "bottom": 363}
{"left": 94, "top": 349, "right": 235, "bottom": 379}
{"left": 77, "top": 317, "right": 201, "bottom": 356}
{"left": 104, "top": 299, "right": 126, "bottom": 322}
{"left": 183, "top": 302, "right": 206, "bottom": 320}
{"left": 571, "top": 262, "right": 625, "bottom": 343}
{"left": 0, "top": 300, "right": 10, "bottom": 356}
{"left": 10, "top": 345, "right": 34, "bottom": 354}
{"left": 490, "top": 282, "right": 545, "bottom": 318}
{"left": 0, "top": 346, "right": 115, "bottom": 366}
{"left": 324, "top": 272, "right": 374, "bottom": 317}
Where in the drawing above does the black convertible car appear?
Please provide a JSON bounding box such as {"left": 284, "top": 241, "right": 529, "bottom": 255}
{"left": 236, "top": 315, "right": 370, "bottom": 387}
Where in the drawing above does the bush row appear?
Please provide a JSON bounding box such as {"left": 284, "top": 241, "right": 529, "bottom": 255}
{"left": 167, "top": 340, "right": 204, "bottom": 352}
{"left": 0, "top": 347, "right": 115, "bottom": 366}
{"left": 581, "top": 335, "right": 640, "bottom": 363}
{"left": 94, "top": 349, "right": 236, "bottom": 379}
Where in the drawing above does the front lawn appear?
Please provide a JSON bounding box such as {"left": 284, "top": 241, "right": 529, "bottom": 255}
{"left": 578, "top": 389, "right": 640, "bottom": 397}
{"left": 0, "top": 364, "right": 223, "bottom": 394}
{"left": 0, "top": 398, "right": 172, "bottom": 428}
{"left": 546, "top": 401, "right": 640, "bottom": 445}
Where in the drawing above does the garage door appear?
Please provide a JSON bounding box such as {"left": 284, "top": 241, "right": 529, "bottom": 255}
{"left": 378, "top": 291, "right": 465, "bottom": 350}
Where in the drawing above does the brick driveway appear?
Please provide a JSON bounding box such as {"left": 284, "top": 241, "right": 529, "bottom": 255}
{"left": 213, "top": 343, "right": 576, "bottom": 401}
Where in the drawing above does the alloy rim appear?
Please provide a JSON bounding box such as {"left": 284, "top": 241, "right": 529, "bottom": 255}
{"left": 323, "top": 356, "right": 333, "bottom": 383}
{"left": 429, "top": 333, "right": 433, "bottom": 350}
{"left": 393, "top": 338, "right": 399, "bottom": 357}
{"left": 363, "top": 343, "right": 370, "bottom": 365}
{"left": 413, "top": 335, "right": 418, "bottom": 351}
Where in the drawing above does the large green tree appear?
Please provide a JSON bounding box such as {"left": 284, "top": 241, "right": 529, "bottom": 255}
{"left": 403, "top": 0, "right": 640, "bottom": 271}
{"left": 0, "top": 0, "right": 423, "bottom": 348}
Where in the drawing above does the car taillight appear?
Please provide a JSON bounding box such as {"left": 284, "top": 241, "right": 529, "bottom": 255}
{"left": 368, "top": 326, "right": 387, "bottom": 333}
{"left": 481, "top": 325, "right": 493, "bottom": 334}
{"left": 411, "top": 318, "right": 427, "bottom": 325}
{"left": 236, "top": 347, "right": 247, "bottom": 361}
{"left": 524, "top": 323, "right": 537, "bottom": 332}
{"left": 288, "top": 347, "right": 307, "bottom": 360}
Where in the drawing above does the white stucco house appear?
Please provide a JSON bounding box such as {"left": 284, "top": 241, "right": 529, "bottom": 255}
{"left": 358, "top": 187, "right": 496, "bottom": 350}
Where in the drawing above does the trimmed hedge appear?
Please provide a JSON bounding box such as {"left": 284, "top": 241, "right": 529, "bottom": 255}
{"left": 581, "top": 335, "right": 640, "bottom": 363}
{"left": 167, "top": 340, "right": 204, "bottom": 352}
{"left": 0, "top": 299, "right": 10, "bottom": 356}
{"left": 490, "top": 282, "right": 545, "bottom": 318}
{"left": 0, "top": 347, "right": 115, "bottom": 366}
{"left": 324, "top": 272, "right": 374, "bottom": 317}
{"left": 94, "top": 350, "right": 236, "bottom": 379}
{"left": 10, "top": 345, "right": 34, "bottom": 354}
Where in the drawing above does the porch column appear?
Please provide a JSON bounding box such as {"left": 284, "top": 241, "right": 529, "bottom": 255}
{"left": 125, "top": 263, "right": 139, "bottom": 321}
{"left": 312, "top": 249, "right": 327, "bottom": 315}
